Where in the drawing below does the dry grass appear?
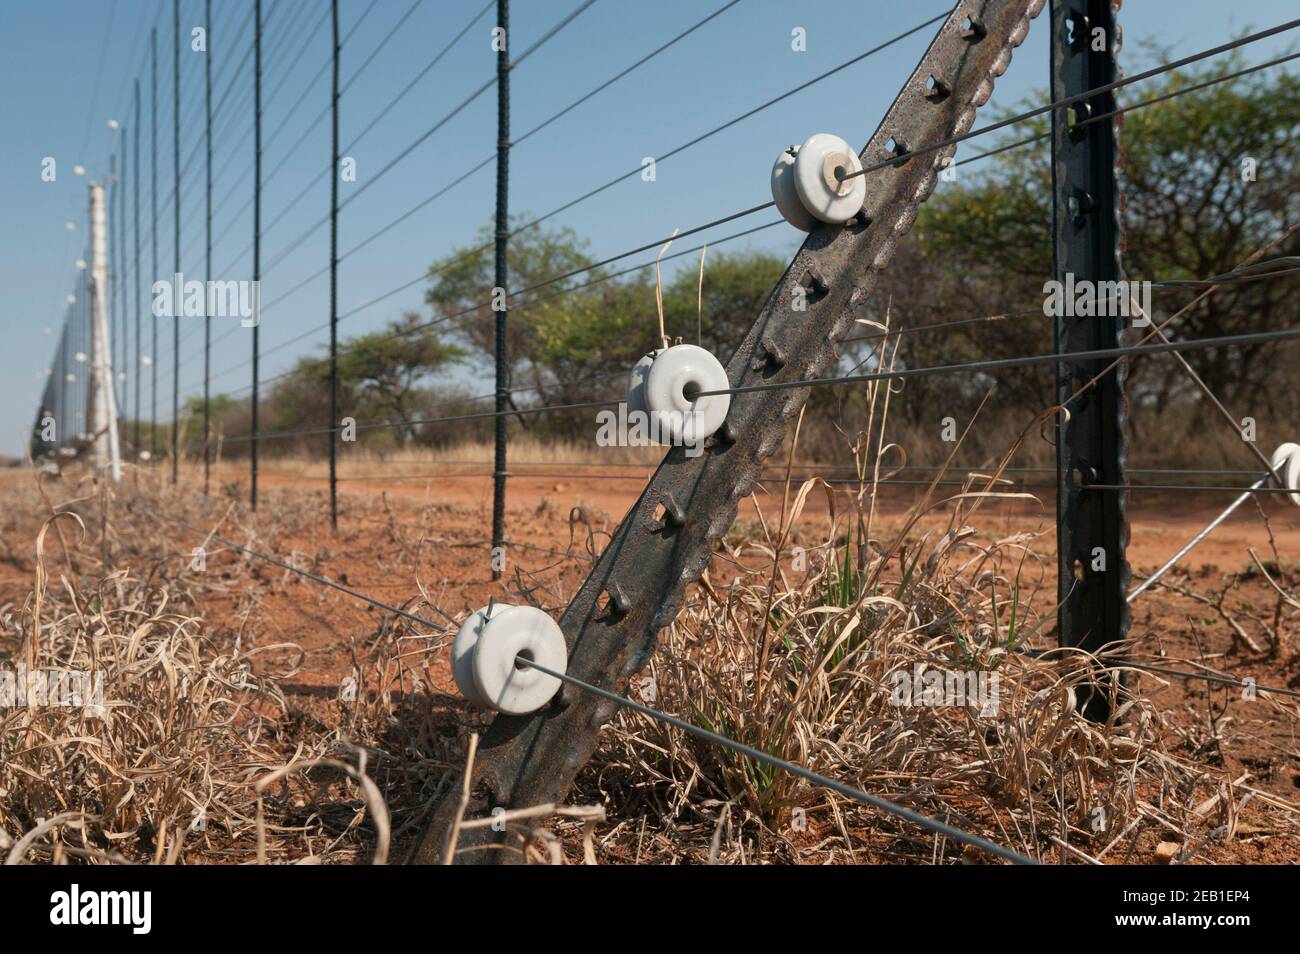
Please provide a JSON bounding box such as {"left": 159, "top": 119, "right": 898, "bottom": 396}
{"left": 5, "top": 400, "right": 1298, "bottom": 863}
{"left": 0, "top": 475, "right": 458, "bottom": 865}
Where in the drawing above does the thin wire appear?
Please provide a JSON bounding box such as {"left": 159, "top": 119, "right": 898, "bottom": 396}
{"left": 837, "top": 18, "right": 1300, "bottom": 183}
{"left": 507, "top": 9, "right": 952, "bottom": 241}
{"left": 198, "top": 0, "right": 446, "bottom": 281}
{"left": 160, "top": 16, "right": 1300, "bottom": 420}
{"left": 329, "top": 0, "right": 598, "bottom": 216}
{"left": 1087, "top": 484, "right": 1299, "bottom": 494}
{"left": 227, "top": 40, "right": 1300, "bottom": 396}
{"left": 212, "top": 0, "right": 497, "bottom": 278}
{"left": 142, "top": 504, "right": 1037, "bottom": 864}
{"left": 203, "top": 219, "right": 782, "bottom": 397}
{"left": 196, "top": 270, "right": 1300, "bottom": 445}
{"left": 202, "top": 324, "right": 1300, "bottom": 446}
{"left": 510, "top": 0, "right": 742, "bottom": 147}
{"left": 232, "top": 6, "right": 946, "bottom": 334}
{"left": 516, "top": 654, "right": 1037, "bottom": 863}
{"left": 256, "top": 0, "right": 747, "bottom": 296}
{"left": 698, "top": 327, "right": 1300, "bottom": 400}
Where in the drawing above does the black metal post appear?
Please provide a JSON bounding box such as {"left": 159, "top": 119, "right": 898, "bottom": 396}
{"left": 491, "top": 0, "right": 510, "bottom": 580}
{"left": 133, "top": 81, "right": 142, "bottom": 458}
{"left": 328, "top": 0, "right": 340, "bottom": 529}
{"left": 251, "top": 0, "right": 262, "bottom": 511}
{"left": 204, "top": 0, "right": 213, "bottom": 496}
{"left": 151, "top": 28, "right": 159, "bottom": 461}
{"left": 172, "top": 0, "right": 181, "bottom": 485}
{"left": 1051, "top": 0, "right": 1128, "bottom": 720}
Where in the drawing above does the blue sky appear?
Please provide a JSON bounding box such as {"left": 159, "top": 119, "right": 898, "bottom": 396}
{"left": 2, "top": 0, "right": 1297, "bottom": 457}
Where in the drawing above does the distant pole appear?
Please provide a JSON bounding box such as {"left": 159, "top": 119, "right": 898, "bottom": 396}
{"left": 171, "top": 0, "right": 181, "bottom": 486}
{"left": 60, "top": 315, "right": 70, "bottom": 446}
{"left": 490, "top": 0, "right": 510, "bottom": 580}
{"left": 204, "top": 0, "right": 213, "bottom": 496}
{"left": 108, "top": 149, "right": 118, "bottom": 416}
{"left": 251, "top": 0, "right": 262, "bottom": 511}
{"left": 150, "top": 28, "right": 159, "bottom": 461}
{"left": 133, "top": 81, "right": 142, "bottom": 458}
{"left": 328, "top": 0, "right": 340, "bottom": 529}
{"left": 78, "top": 272, "right": 87, "bottom": 437}
{"left": 89, "top": 183, "right": 123, "bottom": 484}
{"left": 118, "top": 126, "right": 128, "bottom": 428}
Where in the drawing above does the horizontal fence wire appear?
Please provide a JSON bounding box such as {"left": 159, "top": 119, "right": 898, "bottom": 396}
{"left": 172, "top": 34, "right": 1300, "bottom": 405}
{"left": 199, "top": 309, "right": 1300, "bottom": 448}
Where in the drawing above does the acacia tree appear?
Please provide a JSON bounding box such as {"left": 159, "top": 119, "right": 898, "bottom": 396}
{"left": 423, "top": 219, "right": 600, "bottom": 402}
{"left": 330, "top": 312, "right": 464, "bottom": 441}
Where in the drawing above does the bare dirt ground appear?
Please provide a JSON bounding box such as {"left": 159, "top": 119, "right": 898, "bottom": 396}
{"left": 2, "top": 458, "right": 1298, "bottom": 864}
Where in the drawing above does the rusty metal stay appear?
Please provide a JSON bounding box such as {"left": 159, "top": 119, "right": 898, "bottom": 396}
{"left": 416, "top": 0, "right": 1046, "bottom": 864}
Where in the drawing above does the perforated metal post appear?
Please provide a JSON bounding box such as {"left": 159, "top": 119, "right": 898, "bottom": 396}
{"left": 417, "top": 0, "right": 1045, "bottom": 863}
{"left": 1051, "top": 0, "right": 1128, "bottom": 720}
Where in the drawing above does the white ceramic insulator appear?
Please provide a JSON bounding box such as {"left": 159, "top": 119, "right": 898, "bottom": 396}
{"left": 451, "top": 604, "right": 567, "bottom": 714}
{"left": 792, "top": 133, "right": 867, "bottom": 225}
{"left": 627, "top": 349, "right": 658, "bottom": 418}
{"left": 1270, "top": 442, "right": 1300, "bottom": 507}
{"left": 641, "top": 343, "right": 731, "bottom": 445}
{"left": 770, "top": 145, "right": 818, "bottom": 232}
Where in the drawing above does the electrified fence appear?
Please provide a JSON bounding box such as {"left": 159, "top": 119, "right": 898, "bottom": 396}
{"left": 28, "top": 0, "right": 1300, "bottom": 864}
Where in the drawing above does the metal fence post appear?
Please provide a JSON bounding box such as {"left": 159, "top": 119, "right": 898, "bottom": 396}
{"left": 151, "top": 28, "right": 159, "bottom": 461}
{"left": 89, "top": 183, "right": 123, "bottom": 484}
{"left": 1051, "top": 0, "right": 1128, "bottom": 720}
{"left": 251, "top": 0, "right": 263, "bottom": 511}
{"left": 118, "top": 125, "right": 129, "bottom": 429}
{"left": 171, "top": 0, "right": 181, "bottom": 485}
{"left": 491, "top": 0, "right": 510, "bottom": 580}
{"left": 134, "top": 80, "right": 142, "bottom": 458}
{"left": 328, "top": 0, "right": 340, "bottom": 529}
{"left": 204, "top": 0, "right": 213, "bottom": 496}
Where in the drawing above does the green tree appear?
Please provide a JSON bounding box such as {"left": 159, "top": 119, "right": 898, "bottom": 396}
{"left": 424, "top": 219, "right": 599, "bottom": 399}
{"left": 866, "top": 44, "right": 1300, "bottom": 427}
{"left": 290, "top": 312, "right": 464, "bottom": 442}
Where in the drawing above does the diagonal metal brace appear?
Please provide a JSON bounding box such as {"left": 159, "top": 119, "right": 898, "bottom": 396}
{"left": 417, "top": 0, "right": 1045, "bottom": 864}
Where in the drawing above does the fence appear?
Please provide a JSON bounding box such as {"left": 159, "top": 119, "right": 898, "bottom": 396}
{"left": 27, "top": 0, "right": 1300, "bottom": 863}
